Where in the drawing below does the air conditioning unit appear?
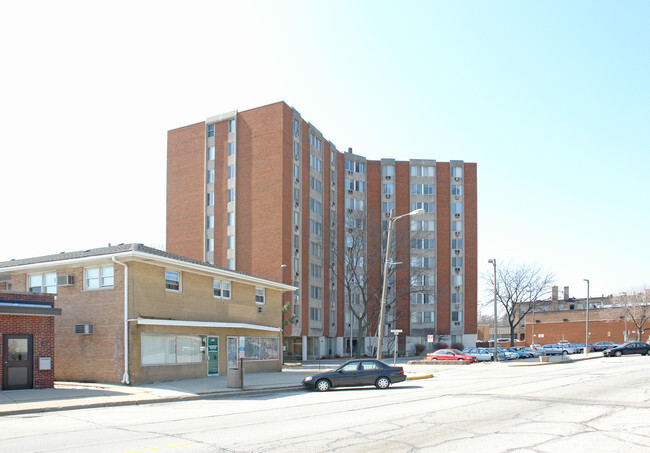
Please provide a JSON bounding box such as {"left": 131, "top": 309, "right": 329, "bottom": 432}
{"left": 257, "top": 306, "right": 264, "bottom": 313}
{"left": 294, "top": 225, "right": 299, "bottom": 231}
{"left": 455, "top": 177, "right": 460, "bottom": 181}
{"left": 331, "top": 201, "right": 335, "bottom": 206}
{"left": 295, "top": 178, "right": 300, "bottom": 183}
{"left": 347, "top": 189, "right": 353, "bottom": 194}
{"left": 294, "top": 319, "right": 300, "bottom": 324}
{"left": 294, "top": 248, "right": 299, "bottom": 254}
{"left": 454, "top": 249, "right": 461, "bottom": 255}
{"left": 455, "top": 285, "right": 461, "bottom": 290}
{"left": 454, "top": 213, "right": 461, "bottom": 218}
{"left": 385, "top": 175, "right": 392, "bottom": 180}
{"left": 455, "top": 231, "right": 461, "bottom": 236}
{"left": 455, "top": 267, "right": 461, "bottom": 272}
{"left": 455, "top": 195, "right": 460, "bottom": 200}
{"left": 384, "top": 212, "right": 390, "bottom": 217}
{"left": 295, "top": 201, "right": 299, "bottom": 207}
{"left": 347, "top": 228, "right": 353, "bottom": 233}
{"left": 348, "top": 208, "right": 353, "bottom": 213}
{"left": 74, "top": 323, "right": 94, "bottom": 335}
{"left": 295, "top": 272, "right": 300, "bottom": 277}
{"left": 347, "top": 170, "right": 353, "bottom": 175}
{"left": 57, "top": 275, "right": 74, "bottom": 286}
{"left": 453, "top": 321, "right": 461, "bottom": 326}
{"left": 332, "top": 181, "right": 335, "bottom": 186}
{"left": 386, "top": 194, "right": 391, "bottom": 199}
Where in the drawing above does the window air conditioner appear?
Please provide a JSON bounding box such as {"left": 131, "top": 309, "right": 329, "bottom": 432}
{"left": 385, "top": 175, "right": 392, "bottom": 180}
{"left": 386, "top": 194, "right": 391, "bottom": 199}
{"left": 455, "top": 177, "right": 460, "bottom": 181}
{"left": 57, "top": 275, "right": 74, "bottom": 286}
{"left": 257, "top": 306, "right": 264, "bottom": 313}
{"left": 454, "top": 249, "right": 461, "bottom": 255}
{"left": 294, "top": 248, "right": 299, "bottom": 254}
{"left": 332, "top": 181, "right": 335, "bottom": 186}
{"left": 454, "top": 213, "right": 461, "bottom": 218}
{"left": 455, "top": 231, "right": 461, "bottom": 236}
{"left": 295, "top": 178, "right": 300, "bottom": 183}
{"left": 455, "top": 267, "right": 461, "bottom": 272}
{"left": 348, "top": 209, "right": 353, "bottom": 213}
{"left": 453, "top": 321, "right": 461, "bottom": 326}
{"left": 455, "top": 195, "right": 460, "bottom": 200}
{"left": 295, "top": 272, "right": 299, "bottom": 276}
{"left": 332, "top": 201, "right": 335, "bottom": 206}
{"left": 455, "top": 285, "right": 461, "bottom": 290}
{"left": 294, "top": 225, "right": 299, "bottom": 231}
{"left": 74, "top": 323, "right": 94, "bottom": 335}
{"left": 295, "top": 201, "right": 299, "bottom": 207}
{"left": 384, "top": 212, "right": 390, "bottom": 217}
{"left": 347, "top": 170, "right": 353, "bottom": 175}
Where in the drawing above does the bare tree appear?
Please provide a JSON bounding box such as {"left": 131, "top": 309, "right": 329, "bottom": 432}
{"left": 483, "top": 262, "right": 554, "bottom": 346}
{"left": 612, "top": 288, "right": 650, "bottom": 342}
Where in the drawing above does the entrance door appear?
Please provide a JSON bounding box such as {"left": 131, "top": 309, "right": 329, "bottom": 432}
{"left": 3, "top": 334, "right": 33, "bottom": 390}
{"left": 207, "top": 336, "right": 219, "bottom": 375}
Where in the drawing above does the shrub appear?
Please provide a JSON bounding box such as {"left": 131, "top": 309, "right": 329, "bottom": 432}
{"left": 451, "top": 342, "right": 465, "bottom": 350}
{"left": 414, "top": 343, "right": 426, "bottom": 355}
{"left": 433, "top": 342, "right": 448, "bottom": 350}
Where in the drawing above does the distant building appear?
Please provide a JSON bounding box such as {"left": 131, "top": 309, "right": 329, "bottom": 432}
{"left": 166, "top": 101, "right": 478, "bottom": 358}
{"left": 0, "top": 244, "right": 294, "bottom": 384}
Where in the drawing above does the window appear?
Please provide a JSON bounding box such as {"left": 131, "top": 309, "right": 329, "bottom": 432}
{"left": 227, "top": 165, "right": 235, "bottom": 179}
{"left": 310, "top": 176, "right": 322, "bottom": 194}
{"left": 207, "top": 169, "right": 214, "bottom": 183}
{"left": 206, "top": 238, "right": 214, "bottom": 252}
{"left": 293, "top": 141, "right": 300, "bottom": 160}
{"left": 310, "top": 154, "right": 322, "bottom": 172}
{"left": 294, "top": 211, "right": 300, "bottom": 228}
{"left": 411, "top": 311, "right": 434, "bottom": 323}
{"left": 452, "top": 203, "right": 463, "bottom": 214}
{"left": 452, "top": 311, "right": 463, "bottom": 322}
{"left": 28, "top": 272, "right": 57, "bottom": 294}
{"left": 412, "top": 238, "right": 435, "bottom": 249}
{"left": 344, "top": 159, "right": 365, "bottom": 174}
{"left": 411, "top": 201, "right": 435, "bottom": 213}
{"left": 310, "top": 307, "right": 322, "bottom": 321}
{"left": 228, "top": 119, "right": 236, "bottom": 133}
{"left": 141, "top": 334, "right": 204, "bottom": 365}
{"left": 214, "top": 280, "right": 231, "bottom": 299}
{"left": 452, "top": 221, "right": 462, "bottom": 232}
{"left": 452, "top": 257, "right": 463, "bottom": 267}
{"left": 227, "top": 189, "right": 235, "bottom": 203}
{"left": 293, "top": 118, "right": 300, "bottom": 136}
{"left": 411, "top": 220, "right": 435, "bottom": 231}
{"left": 227, "top": 212, "right": 235, "bottom": 226}
{"left": 310, "top": 263, "right": 322, "bottom": 278}
{"left": 411, "top": 257, "right": 435, "bottom": 268}
{"left": 208, "top": 146, "right": 215, "bottom": 160}
{"left": 207, "top": 192, "right": 214, "bottom": 206}
{"left": 452, "top": 239, "right": 463, "bottom": 250}
{"left": 227, "top": 258, "right": 234, "bottom": 270}
{"left": 451, "top": 167, "right": 463, "bottom": 179}
{"left": 382, "top": 201, "right": 395, "bottom": 213}
{"left": 345, "top": 197, "right": 364, "bottom": 211}
{"left": 237, "top": 337, "right": 278, "bottom": 360}
{"left": 228, "top": 142, "right": 235, "bottom": 156}
{"left": 309, "top": 132, "right": 322, "bottom": 151}
{"left": 411, "top": 184, "right": 434, "bottom": 195}
{"left": 227, "top": 235, "right": 234, "bottom": 250}
{"left": 86, "top": 266, "right": 113, "bottom": 289}
{"left": 453, "top": 275, "right": 463, "bottom": 286}
{"left": 165, "top": 270, "right": 181, "bottom": 292}
{"left": 452, "top": 185, "right": 463, "bottom": 196}
{"left": 310, "top": 219, "right": 323, "bottom": 237}
{"left": 411, "top": 293, "right": 434, "bottom": 304}
{"left": 411, "top": 165, "right": 435, "bottom": 177}
{"left": 255, "top": 288, "right": 265, "bottom": 304}
{"left": 311, "top": 241, "right": 322, "bottom": 258}
{"left": 207, "top": 124, "right": 215, "bottom": 137}
{"left": 309, "top": 197, "right": 322, "bottom": 215}
{"left": 383, "top": 183, "right": 394, "bottom": 194}
{"left": 310, "top": 285, "right": 322, "bottom": 300}
{"left": 411, "top": 274, "right": 434, "bottom": 286}
{"left": 382, "top": 165, "right": 395, "bottom": 178}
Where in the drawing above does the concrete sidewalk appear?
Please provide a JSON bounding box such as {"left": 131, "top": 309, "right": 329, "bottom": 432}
{"left": 0, "top": 355, "right": 598, "bottom": 416}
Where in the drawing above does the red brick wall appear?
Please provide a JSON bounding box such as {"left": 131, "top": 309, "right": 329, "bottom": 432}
{"left": 0, "top": 292, "right": 57, "bottom": 389}
{"left": 365, "top": 160, "right": 382, "bottom": 334}
{"left": 464, "top": 163, "right": 478, "bottom": 335}
{"left": 167, "top": 122, "right": 207, "bottom": 261}
{"left": 436, "top": 163, "right": 451, "bottom": 335}
{"left": 394, "top": 161, "right": 412, "bottom": 342}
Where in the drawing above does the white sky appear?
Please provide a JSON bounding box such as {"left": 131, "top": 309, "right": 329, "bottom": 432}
{"left": 1, "top": 1, "right": 648, "bottom": 302}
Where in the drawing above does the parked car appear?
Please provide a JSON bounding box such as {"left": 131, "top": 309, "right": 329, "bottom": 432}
{"left": 570, "top": 343, "right": 595, "bottom": 353}
{"left": 510, "top": 346, "right": 541, "bottom": 358}
{"left": 603, "top": 342, "right": 650, "bottom": 357}
{"left": 427, "top": 349, "right": 478, "bottom": 363}
{"left": 539, "top": 344, "right": 569, "bottom": 355}
{"left": 594, "top": 341, "right": 620, "bottom": 352}
{"left": 302, "top": 359, "right": 406, "bottom": 391}
{"left": 462, "top": 347, "right": 505, "bottom": 362}
{"left": 505, "top": 347, "right": 530, "bottom": 359}
{"left": 496, "top": 346, "right": 519, "bottom": 360}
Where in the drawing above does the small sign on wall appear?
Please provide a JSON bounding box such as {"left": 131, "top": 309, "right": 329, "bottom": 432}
{"left": 39, "top": 357, "right": 52, "bottom": 370}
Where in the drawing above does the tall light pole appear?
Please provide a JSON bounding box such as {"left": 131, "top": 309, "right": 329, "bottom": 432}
{"left": 376, "top": 208, "right": 425, "bottom": 360}
{"left": 488, "top": 259, "right": 498, "bottom": 362}
{"left": 584, "top": 278, "right": 590, "bottom": 357}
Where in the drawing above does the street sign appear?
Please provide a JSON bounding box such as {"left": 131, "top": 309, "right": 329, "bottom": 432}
{"left": 391, "top": 329, "right": 402, "bottom": 334}
{"left": 427, "top": 335, "right": 434, "bottom": 343}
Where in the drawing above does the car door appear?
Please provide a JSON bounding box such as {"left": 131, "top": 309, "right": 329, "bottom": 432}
{"left": 358, "top": 361, "right": 381, "bottom": 385}
{"left": 331, "top": 361, "right": 362, "bottom": 387}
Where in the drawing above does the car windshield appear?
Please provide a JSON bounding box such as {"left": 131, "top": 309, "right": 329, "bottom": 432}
{"left": 452, "top": 349, "right": 462, "bottom": 354}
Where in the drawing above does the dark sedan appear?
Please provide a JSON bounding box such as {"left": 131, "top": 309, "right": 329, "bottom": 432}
{"left": 603, "top": 342, "right": 650, "bottom": 357}
{"left": 302, "top": 359, "right": 406, "bottom": 391}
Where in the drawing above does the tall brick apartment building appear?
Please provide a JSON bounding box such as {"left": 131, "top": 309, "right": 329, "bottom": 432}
{"left": 167, "top": 101, "right": 477, "bottom": 359}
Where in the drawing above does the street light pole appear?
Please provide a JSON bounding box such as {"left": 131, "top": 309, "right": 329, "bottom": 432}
{"left": 376, "top": 208, "right": 425, "bottom": 360}
{"left": 488, "top": 259, "right": 498, "bottom": 362}
{"left": 584, "top": 278, "right": 590, "bottom": 357}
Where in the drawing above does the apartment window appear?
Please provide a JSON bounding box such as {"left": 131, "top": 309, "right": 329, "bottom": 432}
{"left": 310, "top": 263, "right": 322, "bottom": 279}
{"left": 411, "top": 274, "right": 434, "bottom": 286}
{"left": 310, "top": 285, "right": 322, "bottom": 300}
{"left": 293, "top": 118, "right": 300, "bottom": 136}
{"left": 452, "top": 311, "right": 463, "bottom": 322}
{"left": 228, "top": 119, "right": 236, "bottom": 133}
{"left": 452, "top": 221, "right": 462, "bottom": 231}
{"left": 383, "top": 183, "right": 394, "bottom": 195}
{"left": 382, "top": 165, "right": 395, "bottom": 178}
{"left": 227, "top": 235, "right": 234, "bottom": 250}
{"left": 228, "top": 142, "right": 235, "bottom": 156}
{"left": 411, "top": 220, "right": 435, "bottom": 231}
{"left": 165, "top": 270, "right": 181, "bottom": 292}
{"left": 227, "top": 165, "right": 235, "bottom": 180}
{"left": 452, "top": 239, "right": 463, "bottom": 250}
{"left": 310, "top": 307, "right": 322, "bottom": 321}
{"left": 412, "top": 238, "right": 435, "bottom": 249}
{"left": 382, "top": 202, "right": 395, "bottom": 213}
{"left": 294, "top": 234, "right": 300, "bottom": 249}
{"left": 207, "top": 193, "right": 214, "bottom": 206}
{"left": 227, "top": 189, "right": 235, "bottom": 203}
{"left": 309, "top": 133, "right": 322, "bottom": 151}
{"left": 412, "top": 312, "right": 434, "bottom": 323}
{"left": 411, "top": 202, "right": 435, "bottom": 213}
{"left": 28, "top": 272, "right": 57, "bottom": 294}
{"left": 330, "top": 150, "right": 336, "bottom": 164}
{"left": 311, "top": 241, "right": 322, "bottom": 258}
{"left": 207, "top": 124, "right": 215, "bottom": 137}
{"left": 84, "top": 266, "right": 114, "bottom": 290}
{"left": 452, "top": 293, "right": 463, "bottom": 304}
{"left": 207, "top": 169, "right": 214, "bottom": 183}
{"left": 208, "top": 146, "right": 215, "bottom": 160}
{"left": 411, "top": 165, "right": 435, "bottom": 177}
{"left": 452, "top": 203, "right": 463, "bottom": 214}
{"left": 255, "top": 288, "right": 265, "bottom": 304}
{"left": 309, "top": 198, "right": 322, "bottom": 215}
{"left": 310, "top": 176, "right": 322, "bottom": 194}
{"left": 294, "top": 211, "right": 300, "bottom": 228}
{"left": 227, "top": 259, "right": 234, "bottom": 270}
{"left": 310, "top": 220, "right": 323, "bottom": 237}
{"left": 411, "top": 184, "right": 434, "bottom": 195}
{"left": 141, "top": 334, "right": 204, "bottom": 366}
{"left": 411, "top": 257, "right": 435, "bottom": 268}
{"left": 452, "top": 257, "right": 463, "bottom": 267}
{"left": 452, "top": 185, "right": 463, "bottom": 196}
{"left": 345, "top": 160, "right": 365, "bottom": 174}
{"left": 411, "top": 293, "right": 434, "bottom": 304}
{"left": 310, "top": 154, "right": 322, "bottom": 172}
{"left": 214, "top": 280, "right": 231, "bottom": 299}
{"left": 206, "top": 238, "right": 214, "bottom": 252}
{"left": 451, "top": 167, "right": 463, "bottom": 179}
{"left": 453, "top": 275, "right": 463, "bottom": 286}
{"left": 293, "top": 141, "right": 300, "bottom": 160}
{"left": 294, "top": 164, "right": 300, "bottom": 180}
{"left": 227, "top": 212, "right": 235, "bottom": 226}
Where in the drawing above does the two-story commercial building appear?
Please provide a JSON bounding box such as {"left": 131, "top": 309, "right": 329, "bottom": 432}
{"left": 0, "top": 244, "right": 295, "bottom": 384}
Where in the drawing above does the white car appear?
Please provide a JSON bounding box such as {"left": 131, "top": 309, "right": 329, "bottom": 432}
{"left": 496, "top": 347, "right": 519, "bottom": 360}
{"left": 462, "top": 347, "right": 505, "bottom": 362}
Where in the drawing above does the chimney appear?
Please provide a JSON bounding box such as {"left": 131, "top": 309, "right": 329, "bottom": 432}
{"left": 552, "top": 286, "right": 558, "bottom": 302}
{"left": 563, "top": 286, "right": 570, "bottom": 301}
{"left": 348, "top": 147, "right": 353, "bottom": 153}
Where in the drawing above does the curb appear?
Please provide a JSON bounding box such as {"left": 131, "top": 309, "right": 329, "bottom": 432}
{"left": 407, "top": 374, "right": 434, "bottom": 380}
{"left": 510, "top": 355, "right": 603, "bottom": 367}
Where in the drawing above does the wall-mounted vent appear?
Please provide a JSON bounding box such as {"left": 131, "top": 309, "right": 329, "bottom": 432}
{"left": 57, "top": 275, "right": 75, "bottom": 286}
{"left": 74, "top": 323, "right": 94, "bottom": 335}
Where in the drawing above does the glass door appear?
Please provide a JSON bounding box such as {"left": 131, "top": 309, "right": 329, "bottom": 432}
{"left": 3, "top": 334, "right": 33, "bottom": 390}
{"left": 207, "top": 336, "right": 219, "bottom": 375}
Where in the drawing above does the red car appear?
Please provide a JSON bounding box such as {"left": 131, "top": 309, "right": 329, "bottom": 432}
{"left": 426, "top": 349, "right": 478, "bottom": 363}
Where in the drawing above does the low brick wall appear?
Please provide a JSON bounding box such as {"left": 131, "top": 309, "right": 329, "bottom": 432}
{"left": 407, "top": 360, "right": 472, "bottom": 365}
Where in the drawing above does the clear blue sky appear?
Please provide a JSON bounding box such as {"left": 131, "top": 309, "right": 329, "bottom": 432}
{"left": 1, "top": 1, "right": 648, "bottom": 302}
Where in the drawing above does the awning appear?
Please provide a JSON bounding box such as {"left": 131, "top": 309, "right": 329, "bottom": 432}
{"left": 135, "top": 318, "right": 281, "bottom": 333}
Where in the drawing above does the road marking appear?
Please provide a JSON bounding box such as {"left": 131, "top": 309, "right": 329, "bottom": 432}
{"left": 123, "top": 442, "right": 198, "bottom": 452}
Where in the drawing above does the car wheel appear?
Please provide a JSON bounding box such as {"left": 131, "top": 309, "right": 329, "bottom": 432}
{"left": 615, "top": 351, "right": 622, "bottom": 357}
{"left": 457, "top": 358, "right": 464, "bottom": 361}
{"left": 315, "top": 379, "right": 331, "bottom": 392}
{"left": 561, "top": 351, "right": 567, "bottom": 355}
{"left": 432, "top": 357, "right": 438, "bottom": 360}
{"left": 375, "top": 376, "right": 391, "bottom": 389}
